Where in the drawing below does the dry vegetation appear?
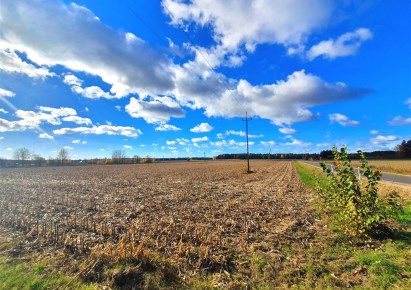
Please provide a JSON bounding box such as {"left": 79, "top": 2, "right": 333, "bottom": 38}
{"left": 0, "top": 160, "right": 317, "bottom": 288}
{"left": 343, "top": 160, "right": 411, "bottom": 175}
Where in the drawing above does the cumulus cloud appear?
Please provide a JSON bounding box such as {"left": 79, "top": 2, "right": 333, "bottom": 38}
{"left": 283, "top": 138, "right": 311, "bottom": 146}
{"left": 307, "top": 28, "right": 373, "bottom": 60}
{"left": 0, "top": 109, "right": 8, "bottom": 114}
{"left": 123, "top": 145, "right": 133, "bottom": 149}
{"left": 369, "top": 130, "right": 379, "bottom": 134}
{"left": 279, "top": 127, "right": 297, "bottom": 134}
{"left": 370, "top": 135, "right": 398, "bottom": 144}
{"left": 155, "top": 123, "right": 181, "bottom": 131}
{"left": 388, "top": 116, "right": 411, "bottom": 126}
{"left": 191, "top": 136, "right": 209, "bottom": 143}
{"left": 163, "top": 0, "right": 332, "bottom": 52}
{"left": 190, "top": 122, "right": 213, "bottom": 133}
{"left": 226, "top": 130, "right": 245, "bottom": 137}
{"left": 0, "top": 50, "right": 55, "bottom": 79}
{"left": 0, "top": 106, "right": 89, "bottom": 132}
{"left": 261, "top": 141, "right": 276, "bottom": 146}
{"left": 0, "top": 0, "right": 372, "bottom": 128}
{"left": 125, "top": 96, "right": 185, "bottom": 124}
{"left": 406, "top": 98, "right": 411, "bottom": 109}
{"left": 53, "top": 125, "right": 142, "bottom": 137}
{"left": 0, "top": 88, "right": 16, "bottom": 97}
{"left": 63, "top": 146, "right": 73, "bottom": 150}
{"left": 62, "top": 115, "right": 92, "bottom": 125}
{"left": 0, "top": 0, "right": 174, "bottom": 97}
{"left": 39, "top": 133, "right": 54, "bottom": 139}
{"left": 329, "top": 113, "right": 360, "bottom": 126}
{"left": 166, "top": 140, "right": 176, "bottom": 145}
{"left": 176, "top": 138, "right": 189, "bottom": 145}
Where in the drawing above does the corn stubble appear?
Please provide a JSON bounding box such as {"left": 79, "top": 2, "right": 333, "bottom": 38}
{"left": 0, "top": 160, "right": 315, "bottom": 279}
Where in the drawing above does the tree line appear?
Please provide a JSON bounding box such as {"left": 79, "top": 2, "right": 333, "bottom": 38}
{"left": 1, "top": 139, "right": 409, "bottom": 168}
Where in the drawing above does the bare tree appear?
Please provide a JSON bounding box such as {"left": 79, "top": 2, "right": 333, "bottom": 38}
{"left": 32, "top": 154, "right": 46, "bottom": 167}
{"left": 57, "top": 148, "right": 69, "bottom": 165}
{"left": 13, "top": 147, "right": 31, "bottom": 166}
{"left": 112, "top": 150, "right": 126, "bottom": 164}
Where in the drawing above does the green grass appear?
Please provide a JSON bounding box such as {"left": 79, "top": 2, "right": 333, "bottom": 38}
{"left": 0, "top": 244, "right": 97, "bottom": 290}
{"left": 294, "top": 161, "right": 411, "bottom": 290}
{"left": 294, "top": 161, "right": 327, "bottom": 189}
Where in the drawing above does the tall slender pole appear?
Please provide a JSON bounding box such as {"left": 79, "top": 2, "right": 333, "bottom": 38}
{"left": 246, "top": 112, "right": 250, "bottom": 172}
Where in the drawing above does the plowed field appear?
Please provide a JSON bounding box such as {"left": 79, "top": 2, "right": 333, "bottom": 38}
{"left": 0, "top": 160, "right": 315, "bottom": 279}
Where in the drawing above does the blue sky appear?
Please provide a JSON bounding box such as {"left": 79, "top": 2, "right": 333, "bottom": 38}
{"left": 0, "top": 0, "right": 410, "bottom": 159}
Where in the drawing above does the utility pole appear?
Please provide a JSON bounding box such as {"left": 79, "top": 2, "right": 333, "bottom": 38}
{"left": 243, "top": 112, "right": 252, "bottom": 173}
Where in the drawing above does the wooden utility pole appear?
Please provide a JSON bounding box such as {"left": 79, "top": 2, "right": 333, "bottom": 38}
{"left": 243, "top": 112, "right": 252, "bottom": 173}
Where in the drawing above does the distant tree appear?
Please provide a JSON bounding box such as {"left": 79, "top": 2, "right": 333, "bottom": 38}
{"left": 395, "top": 140, "right": 411, "bottom": 158}
{"left": 112, "top": 150, "right": 126, "bottom": 164}
{"left": 133, "top": 155, "right": 141, "bottom": 164}
{"left": 13, "top": 147, "right": 31, "bottom": 166}
{"left": 145, "top": 155, "right": 154, "bottom": 163}
{"left": 320, "top": 150, "right": 333, "bottom": 160}
{"left": 57, "top": 148, "right": 69, "bottom": 165}
{"left": 32, "top": 154, "right": 46, "bottom": 167}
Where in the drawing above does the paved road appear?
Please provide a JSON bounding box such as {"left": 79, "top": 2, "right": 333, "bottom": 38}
{"left": 299, "top": 160, "right": 411, "bottom": 186}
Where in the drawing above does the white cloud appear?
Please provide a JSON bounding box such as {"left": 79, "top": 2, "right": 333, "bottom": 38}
{"left": 388, "top": 116, "right": 411, "bottom": 126}
{"left": 0, "top": 108, "right": 8, "bottom": 114}
{"left": 406, "top": 98, "right": 411, "bottom": 109}
{"left": 125, "top": 96, "right": 185, "bottom": 124}
{"left": 63, "top": 146, "right": 73, "bottom": 150}
{"left": 0, "top": 50, "right": 55, "bottom": 79}
{"left": 71, "top": 84, "right": 116, "bottom": 99}
{"left": 62, "top": 115, "right": 92, "bottom": 125}
{"left": 115, "top": 105, "right": 121, "bottom": 111}
{"left": 163, "top": 0, "right": 332, "bottom": 52}
{"left": 307, "top": 28, "right": 373, "bottom": 60}
{"left": 261, "top": 141, "right": 276, "bottom": 146}
{"left": 72, "top": 139, "right": 80, "bottom": 144}
{"left": 166, "top": 140, "right": 176, "bottom": 145}
{"left": 191, "top": 136, "right": 209, "bottom": 143}
{"left": 0, "top": 88, "right": 16, "bottom": 97}
{"left": 0, "top": 0, "right": 371, "bottom": 128}
{"left": 279, "top": 127, "right": 297, "bottom": 134}
{"left": 283, "top": 138, "right": 311, "bottom": 146}
{"left": 329, "top": 113, "right": 360, "bottom": 126}
{"left": 39, "top": 133, "right": 54, "bottom": 139}
{"left": 216, "top": 133, "right": 225, "bottom": 139}
{"left": 370, "top": 135, "right": 398, "bottom": 144}
{"left": 190, "top": 122, "right": 213, "bottom": 133}
{"left": 0, "top": 106, "right": 87, "bottom": 132}
{"left": 155, "top": 123, "right": 181, "bottom": 131}
{"left": 228, "top": 139, "right": 254, "bottom": 147}
{"left": 63, "top": 74, "right": 83, "bottom": 86}
{"left": 226, "top": 130, "right": 245, "bottom": 137}
{"left": 172, "top": 68, "right": 370, "bottom": 126}
{"left": 0, "top": 136, "right": 3, "bottom": 140}
{"left": 0, "top": 0, "right": 174, "bottom": 97}
{"left": 369, "top": 130, "right": 379, "bottom": 135}
{"left": 123, "top": 145, "right": 133, "bottom": 149}
{"left": 176, "top": 138, "right": 189, "bottom": 145}
{"left": 53, "top": 125, "right": 142, "bottom": 137}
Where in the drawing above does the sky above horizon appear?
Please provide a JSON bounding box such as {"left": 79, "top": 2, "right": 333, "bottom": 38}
{"left": 0, "top": 0, "right": 410, "bottom": 159}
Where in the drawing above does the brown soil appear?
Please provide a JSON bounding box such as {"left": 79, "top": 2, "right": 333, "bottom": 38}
{"left": 0, "top": 160, "right": 316, "bottom": 284}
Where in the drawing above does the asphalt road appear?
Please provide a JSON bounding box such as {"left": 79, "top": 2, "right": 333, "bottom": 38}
{"left": 299, "top": 160, "right": 411, "bottom": 186}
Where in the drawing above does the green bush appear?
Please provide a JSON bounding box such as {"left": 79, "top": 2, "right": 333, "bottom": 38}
{"left": 316, "top": 146, "right": 401, "bottom": 238}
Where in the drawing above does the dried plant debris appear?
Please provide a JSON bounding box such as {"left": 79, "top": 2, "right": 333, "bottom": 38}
{"left": 0, "top": 161, "right": 316, "bottom": 277}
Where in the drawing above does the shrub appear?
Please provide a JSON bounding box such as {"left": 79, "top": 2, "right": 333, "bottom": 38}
{"left": 316, "top": 146, "right": 401, "bottom": 238}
